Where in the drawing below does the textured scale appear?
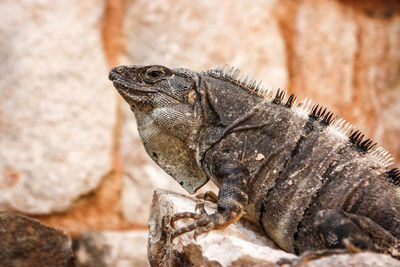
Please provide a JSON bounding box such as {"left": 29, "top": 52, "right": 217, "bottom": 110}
{"left": 109, "top": 64, "right": 400, "bottom": 260}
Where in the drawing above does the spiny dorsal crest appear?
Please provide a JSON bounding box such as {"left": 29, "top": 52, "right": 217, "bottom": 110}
{"left": 387, "top": 168, "right": 400, "bottom": 186}
{"left": 205, "top": 64, "right": 282, "bottom": 102}
{"left": 204, "top": 64, "right": 395, "bottom": 169}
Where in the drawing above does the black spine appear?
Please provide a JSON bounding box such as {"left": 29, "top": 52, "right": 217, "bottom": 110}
{"left": 348, "top": 129, "right": 376, "bottom": 152}
{"left": 387, "top": 168, "right": 400, "bottom": 186}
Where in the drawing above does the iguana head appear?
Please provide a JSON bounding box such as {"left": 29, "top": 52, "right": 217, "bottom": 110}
{"left": 109, "top": 65, "right": 208, "bottom": 193}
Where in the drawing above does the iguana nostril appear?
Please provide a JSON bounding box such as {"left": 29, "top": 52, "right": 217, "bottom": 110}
{"left": 108, "top": 70, "right": 114, "bottom": 81}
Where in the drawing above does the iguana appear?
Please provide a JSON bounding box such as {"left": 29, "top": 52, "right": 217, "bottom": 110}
{"left": 109, "top": 64, "right": 400, "bottom": 259}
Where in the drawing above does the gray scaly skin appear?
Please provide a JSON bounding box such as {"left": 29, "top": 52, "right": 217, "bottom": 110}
{"left": 109, "top": 64, "right": 400, "bottom": 259}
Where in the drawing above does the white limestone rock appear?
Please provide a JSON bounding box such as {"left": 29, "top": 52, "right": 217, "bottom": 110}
{"left": 122, "top": 0, "right": 287, "bottom": 86}
{"left": 0, "top": 0, "right": 115, "bottom": 214}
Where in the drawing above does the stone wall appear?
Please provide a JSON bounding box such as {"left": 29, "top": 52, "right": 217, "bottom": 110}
{"left": 0, "top": 0, "right": 399, "bottom": 266}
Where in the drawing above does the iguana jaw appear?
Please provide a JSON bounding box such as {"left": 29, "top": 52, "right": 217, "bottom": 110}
{"left": 109, "top": 66, "right": 157, "bottom": 106}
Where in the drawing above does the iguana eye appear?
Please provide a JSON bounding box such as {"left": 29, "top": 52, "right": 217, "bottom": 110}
{"left": 144, "top": 68, "right": 165, "bottom": 83}
{"left": 148, "top": 70, "right": 163, "bottom": 78}
{"left": 188, "top": 89, "right": 196, "bottom": 104}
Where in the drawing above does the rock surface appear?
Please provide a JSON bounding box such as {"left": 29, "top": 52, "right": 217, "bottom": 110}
{"left": 148, "top": 189, "right": 296, "bottom": 266}
{"left": 148, "top": 189, "right": 400, "bottom": 267}
{"left": 0, "top": 211, "right": 74, "bottom": 267}
{"left": 73, "top": 230, "right": 149, "bottom": 267}
{"left": 122, "top": 0, "right": 287, "bottom": 86}
{"left": 0, "top": 0, "right": 115, "bottom": 214}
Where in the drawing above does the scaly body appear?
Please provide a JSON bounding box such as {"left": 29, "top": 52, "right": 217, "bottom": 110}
{"left": 109, "top": 64, "right": 400, "bottom": 258}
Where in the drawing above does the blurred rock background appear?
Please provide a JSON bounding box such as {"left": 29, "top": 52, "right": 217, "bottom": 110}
{"left": 0, "top": 0, "right": 399, "bottom": 266}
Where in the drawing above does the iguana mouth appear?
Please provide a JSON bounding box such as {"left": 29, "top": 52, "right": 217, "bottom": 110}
{"left": 112, "top": 77, "right": 157, "bottom": 94}
{"left": 109, "top": 70, "right": 158, "bottom": 93}
{"left": 109, "top": 68, "right": 158, "bottom": 106}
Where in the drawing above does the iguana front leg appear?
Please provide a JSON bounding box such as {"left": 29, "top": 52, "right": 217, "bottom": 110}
{"left": 171, "top": 160, "right": 249, "bottom": 240}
